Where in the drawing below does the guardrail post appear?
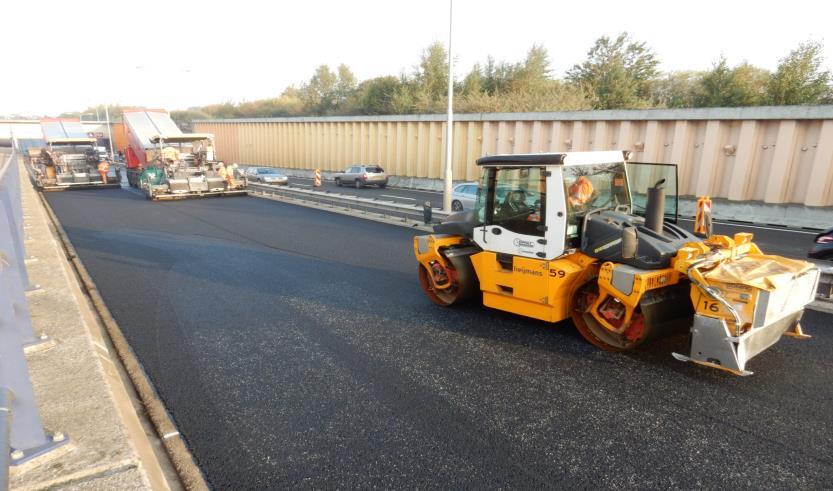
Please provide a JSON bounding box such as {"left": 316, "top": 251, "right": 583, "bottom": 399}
{"left": 0, "top": 148, "right": 68, "bottom": 480}
{"left": 0, "top": 389, "right": 10, "bottom": 490}
{"left": 0, "top": 164, "right": 43, "bottom": 347}
{"left": 0, "top": 157, "right": 31, "bottom": 291}
{"left": 0, "top": 284, "right": 66, "bottom": 467}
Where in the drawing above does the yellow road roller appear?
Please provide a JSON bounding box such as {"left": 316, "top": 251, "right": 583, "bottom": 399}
{"left": 414, "top": 151, "right": 819, "bottom": 375}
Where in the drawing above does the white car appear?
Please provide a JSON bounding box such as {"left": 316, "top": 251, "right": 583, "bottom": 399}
{"left": 451, "top": 182, "right": 478, "bottom": 211}
{"left": 246, "top": 167, "right": 289, "bottom": 185}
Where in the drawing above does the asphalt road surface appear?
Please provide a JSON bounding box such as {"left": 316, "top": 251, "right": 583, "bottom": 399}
{"left": 47, "top": 189, "right": 833, "bottom": 489}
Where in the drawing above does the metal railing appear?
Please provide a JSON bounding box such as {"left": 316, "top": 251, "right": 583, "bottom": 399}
{"left": 248, "top": 181, "right": 450, "bottom": 225}
{"left": 817, "top": 264, "right": 833, "bottom": 302}
{"left": 0, "top": 144, "right": 67, "bottom": 489}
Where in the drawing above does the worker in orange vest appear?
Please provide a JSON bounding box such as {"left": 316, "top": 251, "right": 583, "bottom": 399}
{"left": 97, "top": 158, "right": 110, "bottom": 184}
{"left": 568, "top": 175, "right": 594, "bottom": 208}
{"left": 217, "top": 161, "right": 229, "bottom": 187}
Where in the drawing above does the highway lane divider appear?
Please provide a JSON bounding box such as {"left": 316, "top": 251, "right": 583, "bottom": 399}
{"left": 248, "top": 181, "right": 450, "bottom": 225}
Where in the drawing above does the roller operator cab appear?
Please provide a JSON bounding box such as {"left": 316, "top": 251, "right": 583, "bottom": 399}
{"left": 414, "top": 151, "right": 819, "bottom": 375}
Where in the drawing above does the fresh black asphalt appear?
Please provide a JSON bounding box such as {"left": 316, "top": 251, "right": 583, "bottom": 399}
{"left": 46, "top": 188, "right": 833, "bottom": 489}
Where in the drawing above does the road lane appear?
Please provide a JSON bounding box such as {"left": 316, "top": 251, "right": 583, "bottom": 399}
{"left": 46, "top": 188, "right": 833, "bottom": 489}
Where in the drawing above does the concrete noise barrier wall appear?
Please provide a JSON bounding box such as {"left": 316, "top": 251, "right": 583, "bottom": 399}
{"left": 196, "top": 106, "right": 833, "bottom": 208}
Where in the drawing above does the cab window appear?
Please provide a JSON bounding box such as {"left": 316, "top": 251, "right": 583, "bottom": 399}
{"left": 473, "top": 171, "right": 490, "bottom": 225}
{"left": 561, "top": 162, "right": 629, "bottom": 246}
{"left": 490, "top": 167, "right": 546, "bottom": 237}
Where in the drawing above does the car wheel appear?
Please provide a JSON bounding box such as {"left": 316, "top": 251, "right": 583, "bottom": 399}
{"left": 355, "top": 179, "right": 363, "bottom": 189}
{"left": 452, "top": 200, "right": 464, "bottom": 212}
{"left": 335, "top": 178, "right": 341, "bottom": 187}
{"left": 378, "top": 183, "right": 387, "bottom": 189}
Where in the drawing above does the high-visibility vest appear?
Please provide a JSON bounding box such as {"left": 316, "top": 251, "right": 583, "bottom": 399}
{"left": 98, "top": 161, "right": 110, "bottom": 173}
{"left": 568, "top": 176, "right": 594, "bottom": 206}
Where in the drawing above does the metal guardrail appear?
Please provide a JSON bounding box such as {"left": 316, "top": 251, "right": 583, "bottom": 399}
{"left": 0, "top": 145, "right": 67, "bottom": 489}
{"left": 248, "top": 181, "right": 450, "bottom": 224}
{"left": 817, "top": 265, "right": 833, "bottom": 302}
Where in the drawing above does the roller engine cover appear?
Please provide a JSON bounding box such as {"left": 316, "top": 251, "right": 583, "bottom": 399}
{"left": 581, "top": 210, "right": 699, "bottom": 270}
{"left": 434, "top": 210, "right": 479, "bottom": 237}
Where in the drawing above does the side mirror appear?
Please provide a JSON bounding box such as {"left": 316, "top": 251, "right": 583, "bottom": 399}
{"left": 622, "top": 227, "right": 638, "bottom": 259}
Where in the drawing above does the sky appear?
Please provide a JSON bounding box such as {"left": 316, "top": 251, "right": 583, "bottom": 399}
{"left": 2, "top": 0, "right": 831, "bottom": 116}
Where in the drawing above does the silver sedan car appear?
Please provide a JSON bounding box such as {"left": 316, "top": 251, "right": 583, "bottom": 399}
{"left": 245, "top": 167, "right": 289, "bottom": 185}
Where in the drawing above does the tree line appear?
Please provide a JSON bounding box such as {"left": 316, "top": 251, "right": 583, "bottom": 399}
{"left": 58, "top": 33, "right": 833, "bottom": 129}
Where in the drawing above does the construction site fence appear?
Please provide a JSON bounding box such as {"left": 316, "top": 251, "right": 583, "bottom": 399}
{"left": 196, "top": 105, "right": 833, "bottom": 208}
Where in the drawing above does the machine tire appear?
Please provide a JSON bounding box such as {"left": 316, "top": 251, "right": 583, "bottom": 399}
{"left": 570, "top": 279, "right": 633, "bottom": 351}
{"left": 570, "top": 276, "right": 658, "bottom": 352}
{"left": 569, "top": 277, "right": 687, "bottom": 352}
{"left": 418, "top": 253, "right": 479, "bottom": 306}
{"left": 355, "top": 179, "right": 363, "bottom": 189}
{"left": 452, "top": 200, "right": 464, "bottom": 212}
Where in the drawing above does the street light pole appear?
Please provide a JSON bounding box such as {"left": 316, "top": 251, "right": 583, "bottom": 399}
{"left": 104, "top": 104, "right": 115, "bottom": 160}
{"left": 443, "top": 0, "right": 454, "bottom": 212}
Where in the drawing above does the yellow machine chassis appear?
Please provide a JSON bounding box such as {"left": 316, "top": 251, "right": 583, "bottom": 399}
{"left": 414, "top": 232, "right": 817, "bottom": 375}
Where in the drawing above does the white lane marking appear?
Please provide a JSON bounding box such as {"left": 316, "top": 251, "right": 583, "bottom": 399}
{"left": 162, "top": 431, "right": 180, "bottom": 439}
{"left": 292, "top": 184, "right": 312, "bottom": 187}
{"left": 381, "top": 195, "right": 415, "bottom": 201}
{"left": 677, "top": 218, "right": 819, "bottom": 235}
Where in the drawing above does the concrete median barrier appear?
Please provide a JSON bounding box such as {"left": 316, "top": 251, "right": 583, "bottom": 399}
{"left": 248, "top": 181, "right": 449, "bottom": 227}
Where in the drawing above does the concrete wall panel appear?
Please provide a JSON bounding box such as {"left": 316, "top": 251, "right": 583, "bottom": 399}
{"left": 195, "top": 106, "right": 833, "bottom": 206}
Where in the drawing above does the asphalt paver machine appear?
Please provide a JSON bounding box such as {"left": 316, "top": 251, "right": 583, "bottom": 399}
{"left": 122, "top": 109, "right": 245, "bottom": 200}
{"left": 31, "top": 119, "right": 118, "bottom": 191}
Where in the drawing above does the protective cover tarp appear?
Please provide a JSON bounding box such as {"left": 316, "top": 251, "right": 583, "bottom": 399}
{"left": 704, "top": 254, "right": 815, "bottom": 291}
{"left": 41, "top": 120, "right": 87, "bottom": 140}
{"left": 147, "top": 111, "right": 182, "bottom": 136}
{"left": 124, "top": 111, "right": 183, "bottom": 149}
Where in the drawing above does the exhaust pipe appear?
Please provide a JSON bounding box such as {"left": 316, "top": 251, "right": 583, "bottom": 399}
{"left": 645, "top": 179, "right": 666, "bottom": 234}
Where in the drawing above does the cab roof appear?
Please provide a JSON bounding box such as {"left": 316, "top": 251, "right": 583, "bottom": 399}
{"left": 476, "top": 150, "right": 628, "bottom": 167}
{"left": 149, "top": 133, "right": 213, "bottom": 144}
